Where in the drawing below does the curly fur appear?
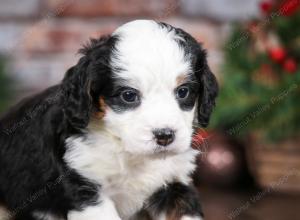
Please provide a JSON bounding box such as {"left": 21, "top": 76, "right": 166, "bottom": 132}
{"left": 0, "top": 20, "right": 218, "bottom": 220}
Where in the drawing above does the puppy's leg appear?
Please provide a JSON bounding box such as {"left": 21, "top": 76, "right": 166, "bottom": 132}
{"left": 68, "top": 196, "right": 121, "bottom": 220}
{"left": 146, "top": 182, "right": 204, "bottom": 220}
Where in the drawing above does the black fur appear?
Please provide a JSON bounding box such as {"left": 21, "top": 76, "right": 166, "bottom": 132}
{"left": 0, "top": 22, "right": 217, "bottom": 220}
{"left": 158, "top": 22, "right": 219, "bottom": 127}
{"left": 0, "top": 35, "right": 118, "bottom": 219}
{"left": 195, "top": 52, "right": 219, "bottom": 128}
{"left": 63, "top": 35, "right": 118, "bottom": 130}
{"left": 175, "top": 79, "right": 200, "bottom": 111}
{"left": 146, "top": 182, "right": 204, "bottom": 219}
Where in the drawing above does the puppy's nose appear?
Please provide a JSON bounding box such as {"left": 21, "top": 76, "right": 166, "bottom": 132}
{"left": 153, "top": 128, "right": 175, "bottom": 147}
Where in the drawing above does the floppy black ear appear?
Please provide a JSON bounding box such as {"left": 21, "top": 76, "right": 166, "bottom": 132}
{"left": 169, "top": 25, "right": 218, "bottom": 127}
{"left": 62, "top": 57, "right": 92, "bottom": 129}
{"left": 196, "top": 52, "right": 219, "bottom": 128}
{"left": 61, "top": 35, "right": 116, "bottom": 129}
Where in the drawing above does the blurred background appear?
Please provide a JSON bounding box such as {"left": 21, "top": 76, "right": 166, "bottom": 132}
{"left": 0, "top": 0, "right": 299, "bottom": 220}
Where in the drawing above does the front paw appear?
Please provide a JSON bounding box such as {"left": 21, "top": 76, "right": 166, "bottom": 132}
{"left": 68, "top": 196, "right": 121, "bottom": 220}
{"left": 181, "top": 216, "right": 203, "bottom": 220}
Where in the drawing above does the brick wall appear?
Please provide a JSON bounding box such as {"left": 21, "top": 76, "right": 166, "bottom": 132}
{"left": 0, "top": 0, "right": 226, "bottom": 97}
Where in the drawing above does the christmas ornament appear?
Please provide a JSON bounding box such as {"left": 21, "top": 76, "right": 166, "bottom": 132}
{"left": 269, "top": 47, "right": 286, "bottom": 63}
{"left": 192, "top": 129, "right": 211, "bottom": 160}
{"left": 193, "top": 129, "right": 210, "bottom": 146}
{"left": 266, "top": 32, "right": 281, "bottom": 49}
{"left": 193, "top": 133, "right": 251, "bottom": 188}
{"left": 280, "top": 0, "right": 300, "bottom": 16}
{"left": 254, "top": 31, "right": 280, "bottom": 53}
{"left": 283, "top": 58, "right": 297, "bottom": 73}
{"left": 259, "top": 0, "right": 273, "bottom": 14}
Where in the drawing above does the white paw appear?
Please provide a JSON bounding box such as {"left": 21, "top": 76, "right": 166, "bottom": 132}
{"left": 68, "top": 196, "right": 121, "bottom": 220}
{"left": 181, "top": 216, "right": 203, "bottom": 220}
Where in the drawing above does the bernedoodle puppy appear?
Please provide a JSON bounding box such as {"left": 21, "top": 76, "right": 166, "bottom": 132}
{"left": 0, "top": 20, "right": 218, "bottom": 220}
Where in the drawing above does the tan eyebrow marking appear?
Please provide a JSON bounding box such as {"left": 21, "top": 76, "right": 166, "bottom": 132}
{"left": 176, "top": 74, "right": 188, "bottom": 86}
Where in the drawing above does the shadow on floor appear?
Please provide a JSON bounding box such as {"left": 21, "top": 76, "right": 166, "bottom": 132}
{"left": 198, "top": 187, "right": 300, "bottom": 220}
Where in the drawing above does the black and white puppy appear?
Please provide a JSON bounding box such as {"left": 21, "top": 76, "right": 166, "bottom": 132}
{"left": 0, "top": 20, "right": 218, "bottom": 220}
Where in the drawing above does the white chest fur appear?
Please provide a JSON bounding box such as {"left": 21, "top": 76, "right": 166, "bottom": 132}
{"left": 64, "top": 132, "right": 198, "bottom": 219}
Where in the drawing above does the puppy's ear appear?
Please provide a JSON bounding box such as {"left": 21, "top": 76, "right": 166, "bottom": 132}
{"left": 195, "top": 51, "right": 218, "bottom": 128}
{"left": 171, "top": 26, "right": 218, "bottom": 127}
{"left": 62, "top": 57, "right": 92, "bottom": 129}
{"left": 62, "top": 36, "right": 114, "bottom": 129}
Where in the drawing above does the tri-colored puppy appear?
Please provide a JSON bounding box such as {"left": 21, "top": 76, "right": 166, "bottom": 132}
{"left": 0, "top": 20, "right": 218, "bottom": 220}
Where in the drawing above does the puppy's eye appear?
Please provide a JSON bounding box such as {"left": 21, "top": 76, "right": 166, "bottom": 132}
{"left": 176, "top": 86, "right": 190, "bottom": 99}
{"left": 120, "top": 89, "right": 139, "bottom": 103}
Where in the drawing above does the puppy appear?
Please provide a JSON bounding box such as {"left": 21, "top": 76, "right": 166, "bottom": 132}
{"left": 0, "top": 20, "right": 218, "bottom": 220}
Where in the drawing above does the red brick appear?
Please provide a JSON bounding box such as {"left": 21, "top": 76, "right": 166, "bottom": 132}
{"left": 163, "top": 18, "right": 226, "bottom": 76}
{"left": 20, "top": 20, "right": 118, "bottom": 54}
{"left": 43, "top": 0, "right": 178, "bottom": 17}
{"left": 12, "top": 55, "right": 77, "bottom": 92}
{"left": 22, "top": 27, "right": 81, "bottom": 54}
{"left": 0, "top": 0, "right": 41, "bottom": 19}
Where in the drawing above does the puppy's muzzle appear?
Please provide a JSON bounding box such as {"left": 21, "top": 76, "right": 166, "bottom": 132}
{"left": 153, "top": 128, "right": 175, "bottom": 147}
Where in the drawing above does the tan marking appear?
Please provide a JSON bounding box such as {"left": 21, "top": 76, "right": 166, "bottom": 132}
{"left": 165, "top": 198, "right": 190, "bottom": 220}
{"left": 94, "top": 97, "right": 107, "bottom": 119}
{"left": 166, "top": 211, "right": 181, "bottom": 220}
{"left": 176, "top": 74, "right": 188, "bottom": 86}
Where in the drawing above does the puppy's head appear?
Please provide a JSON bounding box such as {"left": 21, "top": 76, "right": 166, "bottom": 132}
{"left": 63, "top": 20, "right": 218, "bottom": 155}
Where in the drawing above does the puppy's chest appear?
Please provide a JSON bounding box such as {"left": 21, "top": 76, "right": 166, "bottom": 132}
{"left": 108, "top": 153, "right": 196, "bottom": 215}
{"left": 64, "top": 137, "right": 197, "bottom": 219}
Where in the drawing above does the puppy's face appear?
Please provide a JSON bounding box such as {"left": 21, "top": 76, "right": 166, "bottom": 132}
{"left": 63, "top": 20, "right": 218, "bottom": 156}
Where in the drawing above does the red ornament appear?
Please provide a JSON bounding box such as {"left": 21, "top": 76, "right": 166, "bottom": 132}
{"left": 269, "top": 47, "right": 286, "bottom": 63}
{"left": 259, "top": 0, "right": 273, "bottom": 14}
{"left": 279, "top": 0, "right": 300, "bottom": 16}
{"left": 283, "top": 58, "right": 297, "bottom": 73}
{"left": 192, "top": 129, "right": 210, "bottom": 146}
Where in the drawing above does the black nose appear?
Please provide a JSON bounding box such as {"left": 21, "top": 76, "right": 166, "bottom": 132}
{"left": 153, "top": 128, "right": 175, "bottom": 147}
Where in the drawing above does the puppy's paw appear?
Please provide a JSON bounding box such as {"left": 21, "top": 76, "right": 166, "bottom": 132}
{"left": 68, "top": 196, "right": 121, "bottom": 220}
{"left": 180, "top": 215, "right": 203, "bottom": 220}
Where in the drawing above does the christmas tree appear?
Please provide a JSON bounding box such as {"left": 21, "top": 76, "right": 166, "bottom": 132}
{"left": 0, "top": 57, "right": 13, "bottom": 113}
{"left": 211, "top": 0, "right": 300, "bottom": 142}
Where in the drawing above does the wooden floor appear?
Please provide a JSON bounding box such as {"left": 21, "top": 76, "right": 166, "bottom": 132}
{"left": 1, "top": 188, "right": 299, "bottom": 220}
{"left": 199, "top": 187, "right": 300, "bottom": 220}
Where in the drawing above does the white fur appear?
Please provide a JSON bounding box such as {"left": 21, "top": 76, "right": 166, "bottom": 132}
{"left": 68, "top": 196, "right": 121, "bottom": 220}
{"left": 181, "top": 216, "right": 203, "bottom": 220}
{"left": 153, "top": 213, "right": 203, "bottom": 220}
{"left": 0, "top": 207, "right": 10, "bottom": 220}
{"left": 32, "top": 212, "right": 64, "bottom": 220}
{"left": 65, "top": 132, "right": 197, "bottom": 219}
{"left": 64, "top": 20, "right": 199, "bottom": 220}
{"left": 157, "top": 213, "right": 167, "bottom": 220}
{"left": 109, "top": 20, "right": 194, "bottom": 155}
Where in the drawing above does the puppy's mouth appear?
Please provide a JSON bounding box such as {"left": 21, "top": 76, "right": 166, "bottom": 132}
{"left": 153, "top": 145, "right": 179, "bottom": 156}
{"left": 150, "top": 148, "right": 179, "bottom": 159}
